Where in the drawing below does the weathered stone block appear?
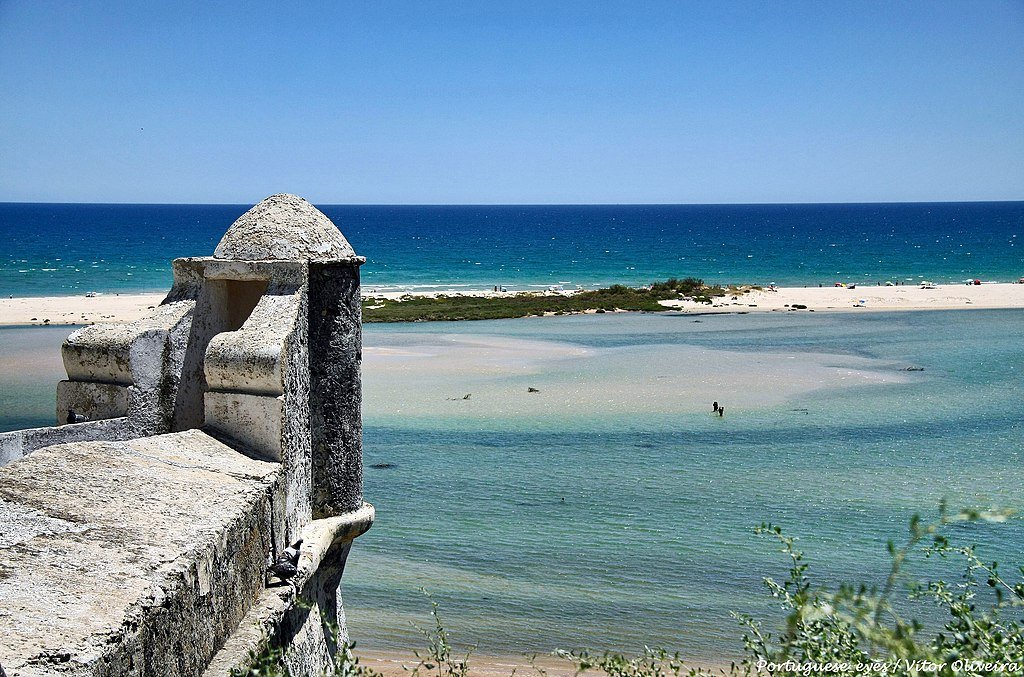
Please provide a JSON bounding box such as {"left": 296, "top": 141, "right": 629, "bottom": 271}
{"left": 56, "top": 380, "right": 129, "bottom": 423}
{"left": 0, "top": 417, "right": 133, "bottom": 467}
{"left": 204, "top": 392, "right": 284, "bottom": 460}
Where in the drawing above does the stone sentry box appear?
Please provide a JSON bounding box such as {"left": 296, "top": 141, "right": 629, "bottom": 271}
{"left": 60, "top": 194, "right": 364, "bottom": 527}
{"left": 0, "top": 195, "right": 373, "bottom": 675}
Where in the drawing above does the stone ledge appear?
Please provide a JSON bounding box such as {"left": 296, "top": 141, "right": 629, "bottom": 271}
{"left": 0, "top": 430, "right": 284, "bottom": 677}
{"left": 202, "top": 504, "right": 374, "bottom": 676}
{"left": 0, "top": 417, "right": 134, "bottom": 467}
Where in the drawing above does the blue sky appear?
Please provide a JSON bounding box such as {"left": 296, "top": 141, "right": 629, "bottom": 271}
{"left": 0, "top": 1, "right": 1021, "bottom": 204}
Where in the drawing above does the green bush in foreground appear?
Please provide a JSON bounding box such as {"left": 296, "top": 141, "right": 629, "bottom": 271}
{"left": 409, "top": 592, "right": 473, "bottom": 677}
{"left": 718, "top": 504, "right": 1023, "bottom": 677}
{"left": 239, "top": 504, "right": 1022, "bottom": 677}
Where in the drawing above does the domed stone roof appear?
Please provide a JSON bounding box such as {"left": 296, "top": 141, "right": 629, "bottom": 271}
{"left": 214, "top": 194, "right": 355, "bottom": 261}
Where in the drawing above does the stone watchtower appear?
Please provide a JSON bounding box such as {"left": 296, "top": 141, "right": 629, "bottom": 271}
{"left": 0, "top": 195, "right": 373, "bottom": 675}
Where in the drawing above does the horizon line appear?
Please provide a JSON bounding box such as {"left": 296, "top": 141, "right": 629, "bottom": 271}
{"left": 1, "top": 198, "right": 1022, "bottom": 208}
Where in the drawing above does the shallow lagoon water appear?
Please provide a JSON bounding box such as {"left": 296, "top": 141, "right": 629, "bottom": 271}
{"left": 353, "top": 310, "right": 1024, "bottom": 659}
{"left": 1, "top": 310, "right": 1022, "bottom": 660}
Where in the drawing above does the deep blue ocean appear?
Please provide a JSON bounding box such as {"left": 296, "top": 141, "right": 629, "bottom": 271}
{"left": 1, "top": 202, "right": 1021, "bottom": 296}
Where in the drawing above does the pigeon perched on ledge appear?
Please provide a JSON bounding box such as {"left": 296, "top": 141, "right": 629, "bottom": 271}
{"left": 66, "top": 409, "right": 88, "bottom": 424}
{"left": 268, "top": 539, "right": 303, "bottom": 582}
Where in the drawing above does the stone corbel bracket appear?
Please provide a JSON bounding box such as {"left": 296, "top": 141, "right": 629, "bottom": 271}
{"left": 293, "top": 502, "right": 376, "bottom": 584}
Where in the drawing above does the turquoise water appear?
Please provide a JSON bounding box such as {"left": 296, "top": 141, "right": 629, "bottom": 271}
{"left": 345, "top": 311, "right": 1024, "bottom": 658}
{"left": 3, "top": 310, "right": 1021, "bottom": 660}
{"left": 0, "top": 325, "right": 69, "bottom": 431}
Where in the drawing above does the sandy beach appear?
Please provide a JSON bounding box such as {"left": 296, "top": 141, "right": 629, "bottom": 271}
{"left": 0, "top": 292, "right": 167, "bottom": 326}
{"left": 356, "top": 650, "right": 589, "bottom": 677}
{"left": 355, "top": 649, "right": 732, "bottom": 677}
{"left": 1, "top": 283, "right": 1021, "bottom": 326}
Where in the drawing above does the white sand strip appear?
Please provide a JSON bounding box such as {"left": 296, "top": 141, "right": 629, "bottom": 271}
{"left": 662, "top": 282, "right": 1024, "bottom": 313}
{"left": 0, "top": 293, "right": 167, "bottom": 326}
{"left": 1, "top": 283, "right": 1022, "bottom": 326}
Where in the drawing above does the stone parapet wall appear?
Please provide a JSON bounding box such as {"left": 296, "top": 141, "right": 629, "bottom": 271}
{"left": 0, "top": 430, "right": 284, "bottom": 675}
{"left": 0, "top": 417, "right": 134, "bottom": 467}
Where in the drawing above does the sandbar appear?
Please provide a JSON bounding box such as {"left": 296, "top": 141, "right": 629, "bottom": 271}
{"left": 1, "top": 283, "right": 1022, "bottom": 326}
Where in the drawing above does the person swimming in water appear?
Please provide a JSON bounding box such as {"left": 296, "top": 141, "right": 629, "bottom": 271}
{"left": 718, "top": 406, "right": 724, "bottom": 417}
{"left": 713, "top": 401, "right": 719, "bottom": 413}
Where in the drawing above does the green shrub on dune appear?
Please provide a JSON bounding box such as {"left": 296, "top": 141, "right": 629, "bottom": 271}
{"left": 362, "top": 279, "right": 729, "bottom": 322}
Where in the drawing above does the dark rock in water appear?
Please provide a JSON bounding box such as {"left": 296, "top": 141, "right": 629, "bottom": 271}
{"left": 370, "top": 463, "right": 397, "bottom": 469}
{"left": 791, "top": 304, "right": 807, "bottom": 309}
{"left": 693, "top": 320, "right": 702, "bottom": 323}
{"left": 527, "top": 387, "right": 540, "bottom": 393}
